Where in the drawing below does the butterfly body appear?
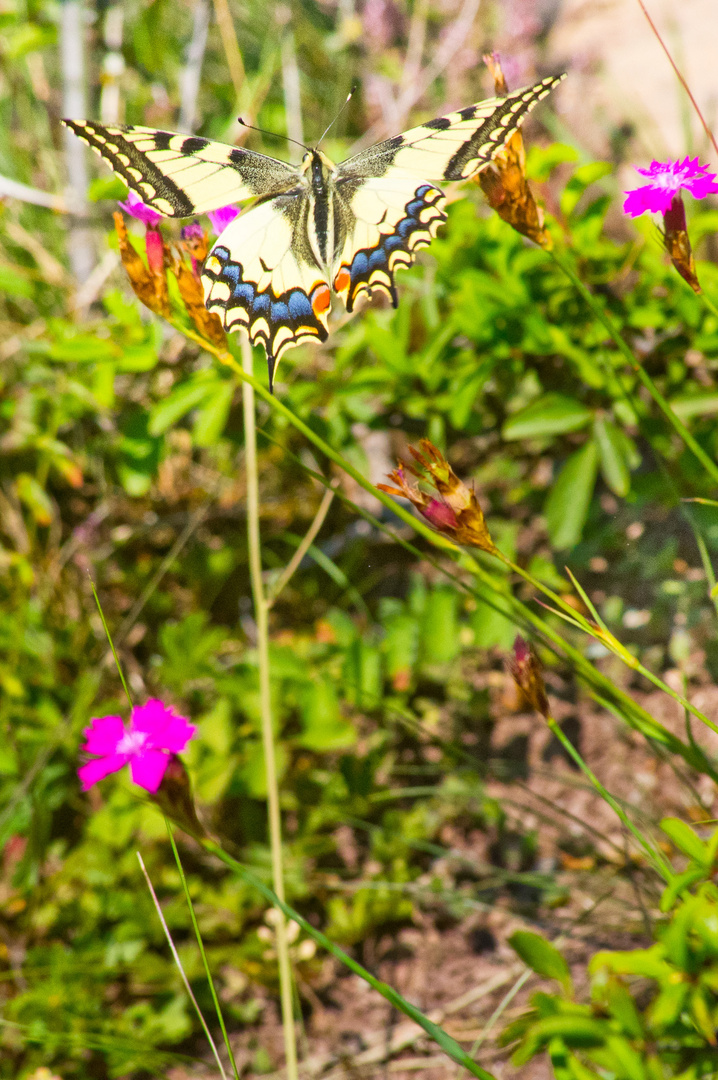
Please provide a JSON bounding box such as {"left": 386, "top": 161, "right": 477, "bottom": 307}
{"left": 63, "top": 73, "right": 565, "bottom": 387}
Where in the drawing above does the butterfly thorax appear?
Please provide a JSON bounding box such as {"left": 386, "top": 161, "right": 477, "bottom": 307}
{"left": 301, "top": 149, "right": 343, "bottom": 273}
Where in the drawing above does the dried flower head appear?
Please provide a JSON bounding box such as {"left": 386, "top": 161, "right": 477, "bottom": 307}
{"left": 477, "top": 53, "right": 552, "bottom": 250}
{"left": 114, "top": 211, "right": 170, "bottom": 318}
{"left": 623, "top": 157, "right": 718, "bottom": 217}
{"left": 172, "top": 252, "right": 228, "bottom": 348}
{"left": 180, "top": 220, "right": 210, "bottom": 279}
{"left": 378, "top": 439, "right": 497, "bottom": 553}
{"left": 507, "top": 635, "right": 550, "bottom": 717}
{"left": 78, "top": 699, "right": 196, "bottom": 793}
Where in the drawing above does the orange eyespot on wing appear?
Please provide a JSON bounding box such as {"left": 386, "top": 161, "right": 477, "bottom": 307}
{"left": 311, "top": 283, "right": 332, "bottom": 316}
{"left": 333, "top": 266, "right": 351, "bottom": 296}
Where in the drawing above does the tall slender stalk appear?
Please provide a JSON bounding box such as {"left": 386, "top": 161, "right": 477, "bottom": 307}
{"left": 240, "top": 338, "right": 298, "bottom": 1080}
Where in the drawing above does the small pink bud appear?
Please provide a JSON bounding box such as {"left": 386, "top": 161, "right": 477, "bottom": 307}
{"left": 422, "top": 498, "right": 458, "bottom": 530}
{"left": 145, "top": 228, "right": 165, "bottom": 274}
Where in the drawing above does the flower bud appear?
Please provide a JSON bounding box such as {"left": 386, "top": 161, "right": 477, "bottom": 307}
{"left": 507, "top": 635, "right": 550, "bottom": 717}
{"left": 147, "top": 754, "right": 206, "bottom": 840}
{"left": 378, "top": 439, "right": 496, "bottom": 553}
{"left": 663, "top": 194, "right": 701, "bottom": 293}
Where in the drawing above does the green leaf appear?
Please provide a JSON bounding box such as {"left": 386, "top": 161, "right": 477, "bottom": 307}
{"left": 669, "top": 391, "right": 718, "bottom": 419}
{"left": 15, "top": 473, "right": 53, "bottom": 526}
{"left": 0, "top": 264, "right": 34, "bottom": 298}
{"left": 503, "top": 394, "right": 592, "bottom": 441}
{"left": 471, "top": 596, "right": 517, "bottom": 650}
{"left": 526, "top": 142, "right": 579, "bottom": 182}
{"left": 148, "top": 377, "right": 215, "bottom": 436}
{"left": 560, "top": 162, "right": 613, "bottom": 216}
{"left": 298, "top": 681, "right": 357, "bottom": 751}
{"left": 116, "top": 344, "right": 161, "bottom": 372}
{"left": 192, "top": 381, "right": 235, "bottom": 447}
{"left": 594, "top": 417, "right": 630, "bottom": 497}
{"left": 420, "top": 588, "right": 459, "bottom": 665}
{"left": 49, "top": 335, "right": 117, "bottom": 363}
{"left": 88, "top": 176, "right": 128, "bottom": 202}
{"left": 545, "top": 441, "right": 599, "bottom": 550}
{"left": 509, "top": 930, "right": 573, "bottom": 994}
{"left": 660, "top": 817, "right": 709, "bottom": 864}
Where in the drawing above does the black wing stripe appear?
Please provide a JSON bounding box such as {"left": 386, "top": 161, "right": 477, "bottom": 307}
{"left": 443, "top": 76, "right": 562, "bottom": 180}
{"left": 62, "top": 120, "right": 196, "bottom": 216}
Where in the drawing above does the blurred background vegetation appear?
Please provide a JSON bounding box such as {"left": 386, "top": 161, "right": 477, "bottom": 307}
{"left": 2, "top": 0, "right": 718, "bottom": 1077}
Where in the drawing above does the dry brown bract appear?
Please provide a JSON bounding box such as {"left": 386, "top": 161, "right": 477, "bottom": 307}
{"left": 477, "top": 53, "right": 552, "bottom": 250}
{"left": 378, "top": 439, "right": 497, "bottom": 553}
{"left": 663, "top": 193, "right": 701, "bottom": 293}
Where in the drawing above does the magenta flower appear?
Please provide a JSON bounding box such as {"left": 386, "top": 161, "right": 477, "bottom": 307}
{"left": 118, "top": 189, "right": 163, "bottom": 226}
{"left": 78, "top": 699, "right": 196, "bottom": 793}
{"left": 207, "top": 204, "right": 240, "bottom": 234}
{"left": 623, "top": 157, "right": 718, "bottom": 217}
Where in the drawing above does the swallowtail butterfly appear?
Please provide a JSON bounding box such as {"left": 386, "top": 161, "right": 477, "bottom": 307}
{"left": 64, "top": 74, "right": 564, "bottom": 388}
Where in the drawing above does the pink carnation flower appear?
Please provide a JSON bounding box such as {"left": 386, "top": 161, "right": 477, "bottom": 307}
{"left": 207, "top": 204, "right": 240, "bottom": 235}
{"left": 118, "top": 189, "right": 164, "bottom": 226}
{"left": 623, "top": 157, "right": 718, "bottom": 217}
{"left": 78, "top": 699, "right": 196, "bottom": 793}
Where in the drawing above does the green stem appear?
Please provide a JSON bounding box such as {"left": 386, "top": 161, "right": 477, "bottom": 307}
{"left": 544, "top": 716, "right": 672, "bottom": 881}
{"left": 90, "top": 578, "right": 132, "bottom": 706}
{"left": 699, "top": 289, "right": 718, "bottom": 321}
{"left": 497, "top": 551, "right": 718, "bottom": 739}
{"left": 240, "top": 338, "right": 298, "bottom": 1080}
{"left": 167, "top": 826, "right": 240, "bottom": 1080}
{"left": 176, "top": 328, "right": 715, "bottom": 776}
{"left": 550, "top": 246, "right": 718, "bottom": 488}
{"left": 202, "top": 839, "right": 497, "bottom": 1080}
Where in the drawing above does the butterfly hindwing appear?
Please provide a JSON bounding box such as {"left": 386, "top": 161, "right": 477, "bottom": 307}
{"left": 339, "top": 74, "right": 565, "bottom": 184}
{"left": 202, "top": 197, "right": 331, "bottom": 380}
{"left": 61, "top": 121, "right": 300, "bottom": 216}
{"left": 332, "top": 178, "right": 447, "bottom": 312}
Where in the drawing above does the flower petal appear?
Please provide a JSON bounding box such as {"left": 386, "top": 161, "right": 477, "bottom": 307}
{"left": 207, "top": 205, "right": 240, "bottom": 234}
{"left": 119, "top": 190, "right": 163, "bottom": 226}
{"left": 130, "top": 699, "right": 196, "bottom": 752}
{"left": 684, "top": 174, "right": 718, "bottom": 200}
{"left": 81, "top": 715, "right": 126, "bottom": 755}
{"left": 623, "top": 185, "right": 675, "bottom": 217}
{"left": 130, "top": 698, "right": 173, "bottom": 735}
{"left": 159, "top": 715, "right": 197, "bottom": 753}
{"left": 78, "top": 753, "right": 128, "bottom": 791}
{"left": 130, "top": 750, "right": 170, "bottom": 792}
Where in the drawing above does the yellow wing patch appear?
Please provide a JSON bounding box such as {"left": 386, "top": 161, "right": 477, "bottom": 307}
{"left": 202, "top": 200, "right": 330, "bottom": 388}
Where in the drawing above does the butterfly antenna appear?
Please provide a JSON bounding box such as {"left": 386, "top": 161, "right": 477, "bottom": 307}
{"left": 316, "top": 85, "right": 357, "bottom": 149}
{"left": 237, "top": 117, "right": 309, "bottom": 154}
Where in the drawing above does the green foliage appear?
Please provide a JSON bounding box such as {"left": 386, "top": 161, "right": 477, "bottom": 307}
{"left": 503, "top": 830, "right": 718, "bottom": 1078}
{"left": 4, "top": 0, "right": 718, "bottom": 1075}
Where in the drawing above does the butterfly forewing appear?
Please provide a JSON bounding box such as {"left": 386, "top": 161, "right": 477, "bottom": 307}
{"left": 338, "top": 74, "right": 565, "bottom": 184}
{"left": 61, "top": 121, "right": 300, "bottom": 216}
